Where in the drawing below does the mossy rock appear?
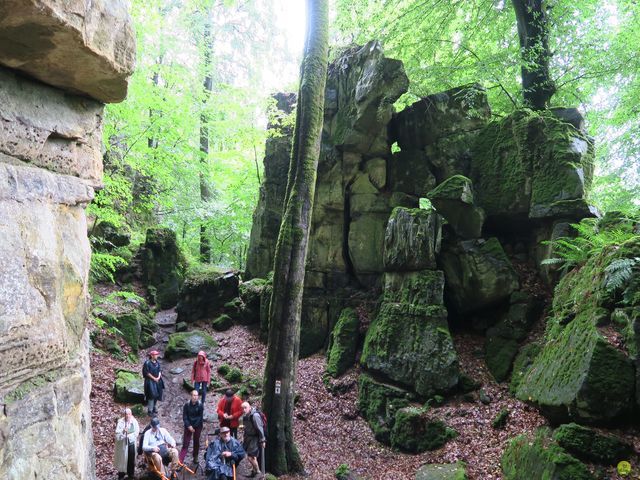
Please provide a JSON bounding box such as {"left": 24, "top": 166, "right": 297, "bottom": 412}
{"left": 553, "top": 423, "right": 632, "bottom": 465}
{"left": 502, "top": 428, "right": 594, "bottom": 480}
{"left": 238, "top": 278, "right": 267, "bottom": 324}
{"left": 492, "top": 408, "right": 510, "bottom": 429}
{"left": 93, "top": 221, "right": 131, "bottom": 248}
{"left": 212, "top": 314, "right": 233, "bottom": 331}
{"left": 358, "top": 373, "right": 413, "bottom": 445}
{"left": 141, "top": 227, "right": 185, "bottom": 309}
{"left": 361, "top": 298, "right": 459, "bottom": 397}
{"left": 164, "top": 331, "right": 217, "bottom": 360}
{"left": 484, "top": 335, "right": 519, "bottom": 383}
{"left": 224, "top": 368, "right": 243, "bottom": 383}
{"left": 326, "top": 308, "right": 360, "bottom": 378}
{"left": 382, "top": 270, "right": 445, "bottom": 308}
{"left": 176, "top": 267, "right": 239, "bottom": 323}
{"left": 415, "top": 462, "right": 468, "bottom": 480}
{"left": 509, "top": 342, "right": 541, "bottom": 395}
{"left": 217, "top": 364, "right": 231, "bottom": 376}
{"left": 516, "top": 239, "right": 639, "bottom": 423}
{"left": 176, "top": 321, "right": 188, "bottom": 332}
{"left": 114, "top": 369, "right": 145, "bottom": 403}
{"left": 390, "top": 406, "right": 457, "bottom": 453}
{"left": 426, "top": 175, "right": 485, "bottom": 239}
{"left": 383, "top": 207, "right": 441, "bottom": 271}
{"left": 440, "top": 238, "right": 519, "bottom": 315}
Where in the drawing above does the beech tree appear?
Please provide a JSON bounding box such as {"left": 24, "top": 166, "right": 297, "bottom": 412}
{"left": 261, "top": 0, "right": 329, "bottom": 475}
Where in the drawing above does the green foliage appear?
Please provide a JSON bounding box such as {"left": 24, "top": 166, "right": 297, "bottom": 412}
{"left": 335, "top": 464, "right": 351, "bottom": 478}
{"left": 603, "top": 257, "right": 640, "bottom": 292}
{"left": 541, "top": 218, "right": 638, "bottom": 271}
{"left": 90, "top": 251, "right": 127, "bottom": 283}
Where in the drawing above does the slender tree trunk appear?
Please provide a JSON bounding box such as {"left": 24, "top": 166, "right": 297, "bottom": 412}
{"left": 261, "top": 0, "right": 329, "bottom": 475}
{"left": 511, "top": 0, "right": 556, "bottom": 109}
{"left": 148, "top": 59, "right": 162, "bottom": 149}
{"left": 200, "top": 18, "right": 213, "bottom": 263}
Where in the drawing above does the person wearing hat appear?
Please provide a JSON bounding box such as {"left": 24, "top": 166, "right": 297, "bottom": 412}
{"left": 142, "top": 418, "right": 179, "bottom": 475}
{"left": 142, "top": 350, "right": 165, "bottom": 416}
{"left": 204, "top": 426, "right": 245, "bottom": 480}
{"left": 216, "top": 389, "right": 242, "bottom": 438}
{"left": 179, "top": 390, "right": 204, "bottom": 464}
{"left": 191, "top": 350, "right": 212, "bottom": 406}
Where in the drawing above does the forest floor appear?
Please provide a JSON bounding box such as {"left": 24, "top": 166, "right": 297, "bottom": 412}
{"left": 91, "top": 297, "right": 640, "bottom": 480}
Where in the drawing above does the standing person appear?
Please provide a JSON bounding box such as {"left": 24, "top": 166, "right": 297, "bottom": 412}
{"left": 191, "top": 350, "right": 211, "bottom": 406}
{"left": 114, "top": 407, "right": 139, "bottom": 479}
{"left": 143, "top": 350, "right": 164, "bottom": 416}
{"left": 217, "top": 389, "right": 243, "bottom": 438}
{"left": 142, "top": 418, "right": 179, "bottom": 475}
{"left": 204, "top": 426, "right": 245, "bottom": 480}
{"left": 241, "top": 401, "right": 265, "bottom": 477}
{"left": 179, "top": 390, "right": 204, "bottom": 464}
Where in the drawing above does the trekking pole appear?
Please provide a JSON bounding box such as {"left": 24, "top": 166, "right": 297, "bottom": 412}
{"left": 260, "top": 442, "right": 265, "bottom": 474}
{"left": 233, "top": 462, "right": 236, "bottom": 480}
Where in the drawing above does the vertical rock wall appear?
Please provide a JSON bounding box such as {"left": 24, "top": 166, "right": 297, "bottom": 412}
{"left": 0, "top": 2, "right": 134, "bottom": 478}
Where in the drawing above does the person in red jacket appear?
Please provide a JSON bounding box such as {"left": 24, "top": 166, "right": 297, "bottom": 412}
{"left": 191, "top": 351, "right": 211, "bottom": 406}
{"left": 217, "top": 389, "right": 243, "bottom": 438}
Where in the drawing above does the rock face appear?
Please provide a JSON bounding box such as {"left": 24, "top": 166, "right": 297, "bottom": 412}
{"left": 141, "top": 228, "right": 185, "bottom": 309}
{"left": 176, "top": 269, "right": 240, "bottom": 322}
{"left": 0, "top": 0, "right": 135, "bottom": 103}
{"left": 516, "top": 236, "right": 639, "bottom": 423}
{"left": 553, "top": 423, "right": 632, "bottom": 465}
{"left": 0, "top": 4, "right": 133, "bottom": 478}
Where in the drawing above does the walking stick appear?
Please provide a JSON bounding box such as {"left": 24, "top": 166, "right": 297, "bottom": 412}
{"left": 233, "top": 462, "right": 236, "bottom": 480}
{"left": 260, "top": 443, "right": 265, "bottom": 475}
{"left": 148, "top": 458, "right": 169, "bottom": 480}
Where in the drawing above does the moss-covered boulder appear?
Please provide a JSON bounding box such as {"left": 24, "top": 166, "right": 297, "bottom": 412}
{"left": 509, "top": 342, "right": 542, "bottom": 394}
{"left": 164, "top": 331, "right": 217, "bottom": 360}
{"left": 326, "top": 308, "right": 360, "bottom": 378}
{"left": 114, "top": 369, "right": 145, "bottom": 403}
{"left": 415, "top": 462, "right": 467, "bottom": 480}
{"left": 516, "top": 239, "right": 639, "bottom": 423}
{"left": 93, "top": 221, "right": 131, "bottom": 248}
{"left": 387, "top": 149, "right": 437, "bottom": 198}
{"left": 212, "top": 314, "right": 233, "bottom": 331}
{"left": 485, "top": 336, "right": 519, "bottom": 383}
{"left": 238, "top": 278, "right": 267, "bottom": 324}
{"left": 383, "top": 207, "right": 441, "bottom": 272}
{"left": 358, "top": 373, "right": 413, "bottom": 444}
{"left": 141, "top": 227, "right": 185, "bottom": 309}
{"left": 471, "top": 109, "right": 594, "bottom": 222}
{"left": 502, "top": 428, "right": 594, "bottom": 480}
{"left": 390, "top": 406, "right": 457, "bottom": 453}
{"left": 94, "top": 294, "right": 157, "bottom": 352}
{"left": 176, "top": 267, "right": 239, "bottom": 322}
{"left": 361, "top": 301, "right": 458, "bottom": 397}
{"left": 426, "top": 175, "right": 485, "bottom": 239}
{"left": 440, "top": 238, "right": 519, "bottom": 314}
{"left": 382, "top": 270, "right": 445, "bottom": 308}
{"left": 553, "top": 423, "right": 632, "bottom": 465}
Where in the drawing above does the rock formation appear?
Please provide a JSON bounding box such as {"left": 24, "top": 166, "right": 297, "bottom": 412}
{"left": 0, "top": 2, "right": 135, "bottom": 478}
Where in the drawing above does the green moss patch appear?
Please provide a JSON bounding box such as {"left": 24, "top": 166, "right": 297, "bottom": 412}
{"left": 164, "top": 331, "right": 217, "bottom": 360}
{"left": 390, "top": 406, "right": 457, "bottom": 453}
{"left": 326, "top": 308, "right": 360, "bottom": 378}
{"left": 553, "top": 423, "right": 632, "bottom": 465}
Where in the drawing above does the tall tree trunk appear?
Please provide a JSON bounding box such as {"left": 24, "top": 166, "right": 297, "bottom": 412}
{"left": 261, "top": 0, "right": 329, "bottom": 475}
{"left": 511, "top": 0, "right": 556, "bottom": 109}
{"left": 200, "top": 18, "right": 213, "bottom": 263}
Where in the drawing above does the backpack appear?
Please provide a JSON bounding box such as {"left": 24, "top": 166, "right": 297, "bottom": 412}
{"left": 137, "top": 424, "right": 151, "bottom": 455}
{"left": 252, "top": 408, "right": 268, "bottom": 438}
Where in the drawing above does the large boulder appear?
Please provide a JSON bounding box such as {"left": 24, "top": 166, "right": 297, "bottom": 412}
{"left": 0, "top": 0, "right": 135, "bottom": 103}
{"left": 427, "top": 175, "right": 485, "bottom": 239}
{"left": 415, "top": 462, "right": 468, "bottom": 480}
{"left": 113, "top": 369, "right": 145, "bottom": 404}
{"left": 361, "top": 271, "right": 459, "bottom": 397}
{"left": 387, "top": 149, "right": 437, "bottom": 198}
{"left": 440, "top": 238, "right": 519, "bottom": 314}
{"left": 141, "top": 228, "right": 184, "bottom": 309}
{"left": 326, "top": 307, "right": 360, "bottom": 378}
{"left": 92, "top": 221, "right": 130, "bottom": 248}
{"left": 164, "top": 331, "right": 217, "bottom": 360}
{"left": 471, "top": 109, "right": 594, "bottom": 223}
{"left": 238, "top": 278, "right": 268, "bottom": 324}
{"left": 516, "top": 238, "right": 640, "bottom": 423}
{"left": 176, "top": 268, "right": 239, "bottom": 322}
{"left": 383, "top": 207, "right": 441, "bottom": 272}
{"left": 502, "top": 428, "right": 594, "bottom": 480}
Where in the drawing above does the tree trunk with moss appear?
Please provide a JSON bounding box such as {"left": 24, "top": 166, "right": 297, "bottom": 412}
{"left": 261, "top": 0, "right": 329, "bottom": 475}
{"left": 511, "top": 0, "right": 555, "bottom": 109}
{"left": 199, "top": 17, "right": 213, "bottom": 263}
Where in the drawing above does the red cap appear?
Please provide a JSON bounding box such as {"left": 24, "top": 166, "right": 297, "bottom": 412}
{"left": 149, "top": 350, "right": 160, "bottom": 356}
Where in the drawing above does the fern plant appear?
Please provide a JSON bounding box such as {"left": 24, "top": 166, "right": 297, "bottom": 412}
{"left": 603, "top": 257, "right": 640, "bottom": 292}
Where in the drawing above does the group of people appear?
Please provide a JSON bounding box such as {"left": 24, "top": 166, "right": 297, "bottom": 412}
{"left": 114, "top": 349, "right": 266, "bottom": 479}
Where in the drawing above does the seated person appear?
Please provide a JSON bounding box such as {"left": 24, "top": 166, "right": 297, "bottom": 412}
{"left": 205, "top": 426, "right": 246, "bottom": 480}
{"left": 142, "top": 417, "right": 179, "bottom": 475}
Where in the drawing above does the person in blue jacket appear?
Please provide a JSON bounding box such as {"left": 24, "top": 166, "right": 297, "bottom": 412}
{"left": 205, "top": 426, "right": 246, "bottom": 480}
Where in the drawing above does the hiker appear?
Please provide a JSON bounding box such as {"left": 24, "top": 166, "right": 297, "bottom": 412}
{"left": 179, "top": 390, "right": 204, "bottom": 464}
{"left": 142, "top": 417, "right": 179, "bottom": 475}
{"left": 114, "top": 407, "right": 139, "bottom": 479}
{"left": 191, "top": 350, "right": 212, "bottom": 405}
{"left": 204, "top": 426, "right": 245, "bottom": 480}
{"left": 241, "top": 401, "right": 265, "bottom": 477}
{"left": 216, "top": 389, "right": 242, "bottom": 438}
{"left": 142, "top": 350, "right": 164, "bottom": 416}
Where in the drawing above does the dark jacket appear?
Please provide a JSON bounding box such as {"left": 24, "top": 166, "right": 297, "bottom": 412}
{"left": 142, "top": 359, "right": 164, "bottom": 401}
{"left": 205, "top": 436, "right": 245, "bottom": 479}
{"left": 243, "top": 409, "right": 265, "bottom": 441}
{"left": 183, "top": 400, "right": 204, "bottom": 428}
